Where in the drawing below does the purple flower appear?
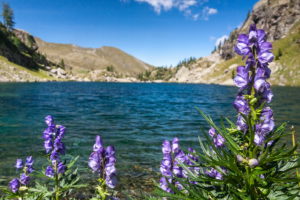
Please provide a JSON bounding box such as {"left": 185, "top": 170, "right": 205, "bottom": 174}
{"left": 20, "top": 173, "right": 30, "bottom": 185}
{"left": 254, "top": 133, "right": 265, "bottom": 146}
{"left": 234, "top": 34, "right": 251, "bottom": 56}
{"left": 43, "top": 127, "right": 54, "bottom": 140}
{"left": 208, "top": 127, "right": 216, "bottom": 137}
{"left": 15, "top": 159, "right": 23, "bottom": 169}
{"left": 105, "top": 165, "right": 116, "bottom": 177}
{"left": 45, "top": 166, "right": 55, "bottom": 178}
{"left": 88, "top": 151, "right": 101, "bottom": 172}
{"left": 9, "top": 178, "right": 20, "bottom": 193}
{"left": 45, "top": 115, "right": 54, "bottom": 127}
{"left": 206, "top": 168, "right": 223, "bottom": 180}
{"left": 261, "top": 83, "right": 273, "bottom": 103}
{"left": 44, "top": 139, "right": 53, "bottom": 153}
{"left": 50, "top": 151, "right": 59, "bottom": 161}
{"left": 173, "top": 150, "right": 186, "bottom": 178}
{"left": 106, "top": 146, "right": 115, "bottom": 157}
{"left": 248, "top": 24, "right": 258, "bottom": 44}
{"left": 208, "top": 127, "right": 225, "bottom": 148}
{"left": 172, "top": 137, "right": 180, "bottom": 154}
{"left": 54, "top": 137, "right": 65, "bottom": 155}
{"left": 57, "top": 162, "right": 66, "bottom": 174}
{"left": 106, "top": 174, "right": 117, "bottom": 189}
{"left": 57, "top": 125, "right": 66, "bottom": 138}
{"left": 234, "top": 66, "right": 249, "bottom": 88}
{"left": 236, "top": 114, "right": 248, "bottom": 132}
{"left": 233, "top": 95, "right": 250, "bottom": 115}
{"left": 260, "top": 107, "right": 273, "bottom": 122}
{"left": 160, "top": 177, "right": 172, "bottom": 193}
{"left": 162, "top": 140, "right": 171, "bottom": 154}
{"left": 160, "top": 154, "right": 172, "bottom": 177}
{"left": 214, "top": 134, "right": 225, "bottom": 148}
{"left": 93, "top": 135, "right": 103, "bottom": 152}
{"left": 25, "top": 156, "right": 34, "bottom": 168}
{"left": 257, "top": 29, "right": 266, "bottom": 44}
{"left": 258, "top": 51, "right": 274, "bottom": 64}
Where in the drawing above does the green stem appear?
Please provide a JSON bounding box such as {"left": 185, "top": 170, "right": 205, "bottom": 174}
{"left": 54, "top": 161, "right": 59, "bottom": 200}
{"left": 291, "top": 126, "right": 300, "bottom": 187}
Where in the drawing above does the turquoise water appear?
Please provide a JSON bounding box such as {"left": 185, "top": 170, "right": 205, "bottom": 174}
{"left": 0, "top": 82, "right": 299, "bottom": 193}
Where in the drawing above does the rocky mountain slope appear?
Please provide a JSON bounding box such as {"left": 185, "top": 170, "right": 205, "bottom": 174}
{"left": 169, "top": 0, "right": 300, "bottom": 86}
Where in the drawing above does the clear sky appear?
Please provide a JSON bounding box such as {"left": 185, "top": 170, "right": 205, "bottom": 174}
{"left": 4, "top": 0, "right": 258, "bottom": 66}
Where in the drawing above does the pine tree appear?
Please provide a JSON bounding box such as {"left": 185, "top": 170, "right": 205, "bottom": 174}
{"left": 2, "top": 3, "right": 15, "bottom": 30}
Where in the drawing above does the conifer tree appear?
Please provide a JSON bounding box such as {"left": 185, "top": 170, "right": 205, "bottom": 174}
{"left": 2, "top": 3, "right": 15, "bottom": 30}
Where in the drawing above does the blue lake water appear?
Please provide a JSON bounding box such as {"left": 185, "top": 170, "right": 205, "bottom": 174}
{"left": 0, "top": 82, "right": 299, "bottom": 193}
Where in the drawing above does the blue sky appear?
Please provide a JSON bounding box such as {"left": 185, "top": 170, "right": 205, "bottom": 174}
{"left": 4, "top": 0, "right": 258, "bottom": 66}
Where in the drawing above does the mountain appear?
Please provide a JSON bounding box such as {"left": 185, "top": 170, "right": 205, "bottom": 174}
{"left": 0, "top": 25, "right": 153, "bottom": 82}
{"left": 167, "top": 0, "right": 300, "bottom": 86}
{"left": 34, "top": 37, "right": 153, "bottom": 79}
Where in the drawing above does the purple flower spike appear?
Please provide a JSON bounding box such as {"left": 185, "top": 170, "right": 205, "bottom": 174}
{"left": 45, "top": 115, "right": 54, "bottom": 127}
{"left": 15, "top": 159, "right": 23, "bottom": 169}
{"left": 45, "top": 166, "right": 55, "bottom": 178}
{"left": 89, "top": 135, "right": 117, "bottom": 188}
{"left": 9, "top": 178, "right": 20, "bottom": 193}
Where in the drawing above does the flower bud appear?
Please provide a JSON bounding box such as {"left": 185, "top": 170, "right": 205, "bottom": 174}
{"left": 236, "top": 155, "right": 245, "bottom": 163}
{"left": 248, "top": 158, "right": 259, "bottom": 168}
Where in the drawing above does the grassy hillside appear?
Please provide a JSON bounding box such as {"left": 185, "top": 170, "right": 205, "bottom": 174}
{"left": 0, "top": 55, "right": 53, "bottom": 82}
{"left": 209, "top": 21, "right": 300, "bottom": 86}
{"left": 34, "top": 38, "right": 153, "bottom": 77}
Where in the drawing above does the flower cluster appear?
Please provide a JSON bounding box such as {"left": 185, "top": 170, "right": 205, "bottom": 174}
{"left": 204, "top": 127, "right": 226, "bottom": 180}
{"left": 88, "top": 135, "right": 117, "bottom": 189}
{"left": 208, "top": 127, "right": 225, "bottom": 148}
{"left": 233, "top": 24, "right": 275, "bottom": 146}
{"left": 160, "top": 138, "right": 199, "bottom": 193}
{"left": 9, "top": 156, "right": 34, "bottom": 193}
{"left": 43, "top": 115, "right": 66, "bottom": 177}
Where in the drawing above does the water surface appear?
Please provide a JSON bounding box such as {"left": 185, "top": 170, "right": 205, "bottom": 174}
{"left": 0, "top": 83, "right": 299, "bottom": 193}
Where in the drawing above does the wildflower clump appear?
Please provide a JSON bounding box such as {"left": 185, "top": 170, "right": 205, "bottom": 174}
{"left": 88, "top": 135, "right": 117, "bottom": 200}
{"left": 152, "top": 24, "right": 300, "bottom": 200}
{"left": 7, "top": 156, "right": 34, "bottom": 199}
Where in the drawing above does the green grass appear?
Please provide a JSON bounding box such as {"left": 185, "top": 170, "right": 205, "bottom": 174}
{"left": 0, "top": 55, "right": 53, "bottom": 80}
